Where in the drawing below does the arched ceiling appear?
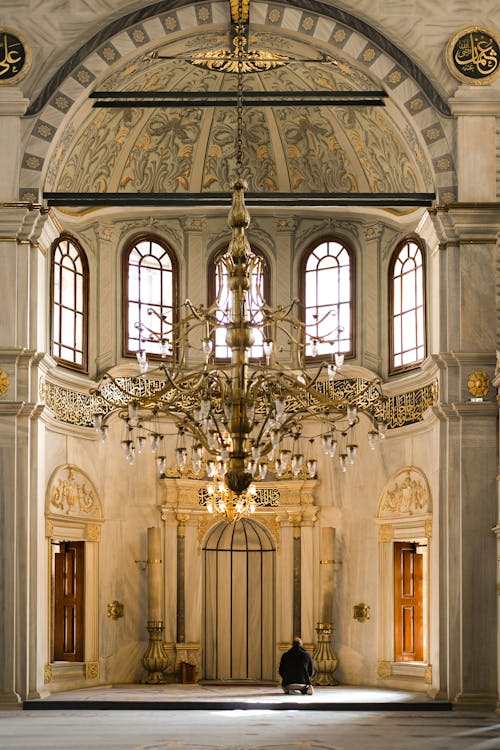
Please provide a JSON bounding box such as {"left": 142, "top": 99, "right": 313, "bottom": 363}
{"left": 46, "top": 27, "right": 433, "bottom": 197}
{"left": 19, "top": 1, "right": 458, "bottom": 206}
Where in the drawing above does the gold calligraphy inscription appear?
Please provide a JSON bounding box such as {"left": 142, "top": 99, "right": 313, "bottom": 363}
{"left": 447, "top": 27, "right": 500, "bottom": 84}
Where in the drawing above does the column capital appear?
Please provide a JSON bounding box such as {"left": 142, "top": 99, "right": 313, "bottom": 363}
{"left": 429, "top": 203, "right": 500, "bottom": 243}
{"left": 0, "top": 87, "right": 29, "bottom": 116}
{"left": 449, "top": 87, "right": 500, "bottom": 116}
{"left": 0, "top": 203, "right": 46, "bottom": 241}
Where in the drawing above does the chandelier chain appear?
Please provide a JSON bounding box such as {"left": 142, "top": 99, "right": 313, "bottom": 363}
{"left": 236, "top": 0, "right": 244, "bottom": 177}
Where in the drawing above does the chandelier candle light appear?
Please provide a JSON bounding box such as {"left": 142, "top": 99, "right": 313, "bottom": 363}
{"left": 91, "top": 2, "right": 388, "bottom": 523}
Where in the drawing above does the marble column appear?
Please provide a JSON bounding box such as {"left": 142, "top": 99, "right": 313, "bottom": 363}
{"left": 493, "top": 521, "right": 500, "bottom": 711}
{"left": 176, "top": 514, "right": 188, "bottom": 644}
{"left": 0, "top": 201, "right": 48, "bottom": 703}
{"left": 142, "top": 526, "right": 169, "bottom": 683}
{"left": 292, "top": 518, "right": 301, "bottom": 638}
{"left": 319, "top": 528, "right": 335, "bottom": 624}
{"left": 147, "top": 527, "right": 162, "bottom": 624}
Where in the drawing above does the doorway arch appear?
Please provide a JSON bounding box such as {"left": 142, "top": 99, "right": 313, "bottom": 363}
{"left": 203, "top": 518, "right": 276, "bottom": 682}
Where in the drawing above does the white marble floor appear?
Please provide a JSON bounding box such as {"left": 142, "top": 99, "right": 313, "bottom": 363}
{"left": 1, "top": 686, "right": 500, "bottom": 749}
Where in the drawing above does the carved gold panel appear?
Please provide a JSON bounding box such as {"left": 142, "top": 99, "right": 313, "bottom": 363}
{"left": 85, "top": 661, "right": 99, "bottom": 680}
{"left": 378, "top": 467, "right": 431, "bottom": 518}
{"left": 377, "top": 660, "right": 392, "bottom": 679}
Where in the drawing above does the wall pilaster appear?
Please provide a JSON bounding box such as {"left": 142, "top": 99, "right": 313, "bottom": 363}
{"left": 0, "top": 203, "right": 49, "bottom": 704}
{"left": 423, "top": 204, "right": 500, "bottom": 705}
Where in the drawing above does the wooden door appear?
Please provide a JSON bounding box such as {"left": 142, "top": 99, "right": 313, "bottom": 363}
{"left": 394, "top": 541, "right": 423, "bottom": 662}
{"left": 54, "top": 541, "right": 85, "bottom": 662}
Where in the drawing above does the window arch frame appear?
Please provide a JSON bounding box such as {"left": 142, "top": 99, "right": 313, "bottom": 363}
{"left": 122, "top": 234, "right": 179, "bottom": 361}
{"left": 208, "top": 243, "right": 271, "bottom": 362}
{"left": 299, "top": 235, "right": 356, "bottom": 361}
{"left": 49, "top": 233, "right": 89, "bottom": 373}
{"left": 388, "top": 237, "right": 426, "bottom": 374}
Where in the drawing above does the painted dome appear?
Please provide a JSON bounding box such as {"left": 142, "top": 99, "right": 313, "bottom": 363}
{"left": 45, "top": 26, "right": 433, "bottom": 196}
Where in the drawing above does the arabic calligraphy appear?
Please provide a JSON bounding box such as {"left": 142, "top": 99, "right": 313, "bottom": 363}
{"left": 0, "top": 30, "right": 27, "bottom": 82}
{"left": 447, "top": 27, "right": 500, "bottom": 84}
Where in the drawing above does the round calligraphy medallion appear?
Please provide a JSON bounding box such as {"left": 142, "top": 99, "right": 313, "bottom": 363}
{"left": 446, "top": 26, "right": 500, "bottom": 85}
{"left": 0, "top": 28, "right": 31, "bottom": 85}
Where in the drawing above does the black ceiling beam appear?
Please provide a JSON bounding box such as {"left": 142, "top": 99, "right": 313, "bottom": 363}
{"left": 92, "top": 98, "right": 386, "bottom": 108}
{"left": 90, "top": 89, "right": 387, "bottom": 108}
{"left": 44, "top": 191, "right": 435, "bottom": 208}
{"left": 89, "top": 90, "right": 388, "bottom": 99}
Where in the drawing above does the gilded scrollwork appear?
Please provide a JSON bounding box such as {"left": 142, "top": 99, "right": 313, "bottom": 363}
{"left": 202, "top": 105, "right": 278, "bottom": 192}
{"left": 254, "top": 515, "right": 280, "bottom": 549}
{"left": 85, "top": 524, "right": 101, "bottom": 542}
{"left": 377, "top": 660, "right": 392, "bottom": 679}
{"left": 199, "top": 486, "right": 280, "bottom": 508}
{"left": 44, "top": 376, "right": 438, "bottom": 432}
{"left": 378, "top": 468, "right": 431, "bottom": 518}
{"left": 378, "top": 524, "right": 393, "bottom": 542}
{"left": 46, "top": 465, "right": 103, "bottom": 520}
{"left": 85, "top": 661, "right": 99, "bottom": 680}
{"left": 0, "top": 369, "right": 9, "bottom": 395}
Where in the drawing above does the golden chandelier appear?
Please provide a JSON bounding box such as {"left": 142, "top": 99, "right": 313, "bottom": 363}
{"left": 92, "top": 1, "right": 388, "bottom": 523}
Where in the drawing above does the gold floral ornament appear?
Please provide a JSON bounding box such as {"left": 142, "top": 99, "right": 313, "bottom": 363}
{"left": 467, "top": 370, "right": 489, "bottom": 399}
{"left": 107, "top": 601, "right": 124, "bottom": 619}
{"left": 0, "top": 369, "right": 9, "bottom": 395}
{"left": 353, "top": 603, "right": 370, "bottom": 622}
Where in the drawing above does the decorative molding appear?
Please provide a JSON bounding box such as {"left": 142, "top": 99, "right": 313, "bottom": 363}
{"left": 44, "top": 664, "right": 52, "bottom": 684}
{"left": 85, "top": 523, "right": 101, "bottom": 542}
{"left": 424, "top": 664, "right": 433, "bottom": 684}
{"left": 378, "top": 524, "right": 393, "bottom": 543}
{"left": 425, "top": 519, "right": 433, "bottom": 538}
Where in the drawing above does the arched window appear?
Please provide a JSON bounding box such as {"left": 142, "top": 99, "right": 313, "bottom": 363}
{"left": 301, "top": 238, "right": 354, "bottom": 358}
{"left": 50, "top": 235, "right": 88, "bottom": 371}
{"left": 123, "top": 236, "right": 177, "bottom": 358}
{"left": 389, "top": 239, "right": 426, "bottom": 372}
{"left": 209, "top": 246, "right": 270, "bottom": 360}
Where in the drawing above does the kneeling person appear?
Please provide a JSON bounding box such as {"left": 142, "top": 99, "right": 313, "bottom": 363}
{"left": 279, "top": 637, "right": 314, "bottom": 695}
